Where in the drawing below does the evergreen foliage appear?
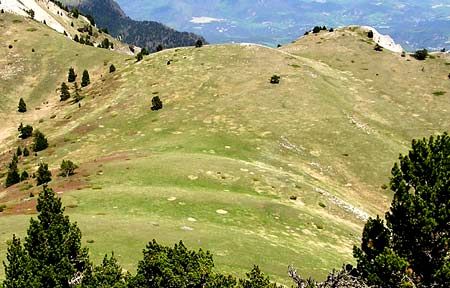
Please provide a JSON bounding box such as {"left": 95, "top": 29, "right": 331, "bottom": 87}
{"left": 368, "top": 30, "right": 374, "bottom": 38}
{"left": 151, "top": 96, "right": 163, "bottom": 111}
{"left": 16, "top": 146, "right": 22, "bottom": 157}
{"left": 195, "top": 39, "right": 203, "bottom": 48}
{"left": 413, "top": 49, "right": 429, "bottom": 60}
{"left": 240, "top": 266, "right": 280, "bottom": 288}
{"left": 270, "top": 75, "right": 280, "bottom": 84}
{"left": 109, "top": 64, "right": 116, "bottom": 73}
{"left": 18, "top": 123, "right": 33, "bottom": 139}
{"left": 60, "top": 82, "right": 71, "bottom": 101}
{"left": 81, "top": 70, "right": 90, "bottom": 87}
{"left": 3, "top": 187, "right": 90, "bottom": 288}
{"left": 5, "top": 156, "right": 20, "bottom": 188}
{"left": 20, "top": 171, "right": 29, "bottom": 182}
{"left": 68, "top": 67, "right": 77, "bottom": 82}
{"left": 72, "top": 83, "right": 84, "bottom": 103}
{"left": 36, "top": 162, "right": 52, "bottom": 186}
{"left": 354, "top": 133, "right": 450, "bottom": 287}
{"left": 23, "top": 147, "right": 30, "bottom": 157}
{"left": 18, "top": 98, "right": 27, "bottom": 113}
{"left": 33, "top": 130, "right": 49, "bottom": 152}
{"left": 129, "top": 240, "right": 217, "bottom": 287}
{"left": 59, "top": 160, "right": 78, "bottom": 177}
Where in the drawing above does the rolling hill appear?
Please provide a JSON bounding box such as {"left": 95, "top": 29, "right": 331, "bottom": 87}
{"left": 0, "top": 9, "right": 449, "bottom": 285}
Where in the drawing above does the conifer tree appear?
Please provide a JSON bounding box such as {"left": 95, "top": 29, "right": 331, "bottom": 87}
{"left": 3, "top": 187, "right": 90, "bottom": 287}
{"left": 23, "top": 147, "right": 30, "bottom": 157}
{"left": 20, "top": 171, "right": 29, "bottom": 182}
{"left": 33, "top": 130, "right": 48, "bottom": 152}
{"left": 16, "top": 146, "right": 22, "bottom": 157}
{"left": 81, "top": 70, "right": 90, "bottom": 87}
{"left": 109, "top": 64, "right": 116, "bottom": 73}
{"left": 18, "top": 124, "right": 33, "bottom": 139}
{"left": 5, "top": 156, "right": 20, "bottom": 188}
{"left": 59, "top": 160, "right": 78, "bottom": 177}
{"left": 60, "top": 82, "right": 71, "bottom": 101}
{"left": 36, "top": 162, "right": 51, "bottom": 186}
{"left": 354, "top": 133, "right": 450, "bottom": 287}
{"left": 68, "top": 67, "right": 77, "bottom": 83}
{"left": 18, "top": 98, "right": 27, "bottom": 113}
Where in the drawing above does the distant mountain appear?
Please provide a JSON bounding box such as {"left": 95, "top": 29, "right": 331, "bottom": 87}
{"left": 63, "top": 0, "right": 206, "bottom": 51}
{"left": 115, "top": 0, "right": 450, "bottom": 51}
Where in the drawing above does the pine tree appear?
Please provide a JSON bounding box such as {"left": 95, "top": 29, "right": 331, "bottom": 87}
{"left": 3, "top": 187, "right": 90, "bottom": 287}
{"left": 20, "top": 171, "right": 29, "bottom": 182}
{"left": 33, "top": 130, "right": 48, "bottom": 152}
{"left": 16, "top": 146, "right": 22, "bottom": 157}
{"left": 81, "top": 70, "right": 90, "bottom": 87}
{"left": 59, "top": 160, "right": 78, "bottom": 177}
{"left": 109, "top": 64, "right": 116, "bottom": 73}
{"left": 23, "top": 147, "right": 30, "bottom": 157}
{"left": 60, "top": 82, "right": 71, "bottom": 101}
{"left": 18, "top": 98, "right": 27, "bottom": 113}
{"left": 72, "top": 82, "right": 84, "bottom": 103}
{"left": 5, "top": 156, "right": 20, "bottom": 188}
{"left": 68, "top": 67, "right": 77, "bottom": 83}
{"left": 36, "top": 162, "right": 52, "bottom": 186}
{"left": 18, "top": 124, "right": 33, "bottom": 139}
{"left": 354, "top": 133, "right": 450, "bottom": 287}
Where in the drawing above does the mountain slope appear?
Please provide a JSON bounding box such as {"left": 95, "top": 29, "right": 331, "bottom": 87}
{"left": 116, "top": 0, "right": 450, "bottom": 50}
{"left": 0, "top": 12, "right": 449, "bottom": 284}
{"left": 63, "top": 0, "right": 206, "bottom": 51}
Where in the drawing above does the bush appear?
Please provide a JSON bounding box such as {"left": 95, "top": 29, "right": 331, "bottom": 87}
{"left": 195, "top": 39, "right": 203, "bottom": 48}
{"left": 59, "top": 160, "right": 78, "bottom": 177}
{"left": 136, "top": 52, "right": 143, "bottom": 62}
{"left": 33, "top": 130, "right": 48, "bottom": 152}
{"left": 151, "top": 96, "right": 163, "bottom": 111}
{"left": 312, "top": 26, "right": 321, "bottom": 34}
{"left": 109, "top": 64, "right": 116, "bottom": 73}
{"left": 156, "top": 44, "right": 163, "bottom": 52}
{"left": 413, "top": 49, "right": 428, "bottom": 60}
{"left": 36, "top": 162, "right": 52, "bottom": 186}
{"left": 270, "top": 75, "right": 280, "bottom": 84}
{"left": 374, "top": 44, "right": 383, "bottom": 52}
{"left": 18, "top": 98, "right": 27, "bottom": 113}
{"left": 16, "top": 147, "right": 22, "bottom": 157}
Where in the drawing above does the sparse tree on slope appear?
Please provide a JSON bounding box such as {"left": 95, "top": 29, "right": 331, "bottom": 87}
{"left": 18, "top": 98, "right": 27, "bottom": 113}
{"left": 33, "top": 130, "right": 48, "bottom": 152}
{"left": 68, "top": 67, "right": 77, "bottom": 82}
{"left": 81, "top": 70, "right": 90, "bottom": 87}
{"left": 36, "top": 162, "right": 52, "bottom": 186}
{"left": 59, "top": 160, "right": 78, "bottom": 177}
{"left": 60, "top": 82, "right": 71, "bottom": 101}
{"left": 5, "top": 156, "right": 20, "bottom": 188}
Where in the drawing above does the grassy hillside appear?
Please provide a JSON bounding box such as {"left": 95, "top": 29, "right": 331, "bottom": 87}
{"left": 0, "top": 13, "right": 449, "bottom": 284}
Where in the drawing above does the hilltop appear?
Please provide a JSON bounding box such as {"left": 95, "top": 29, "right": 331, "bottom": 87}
{"left": 0, "top": 11, "right": 449, "bottom": 284}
